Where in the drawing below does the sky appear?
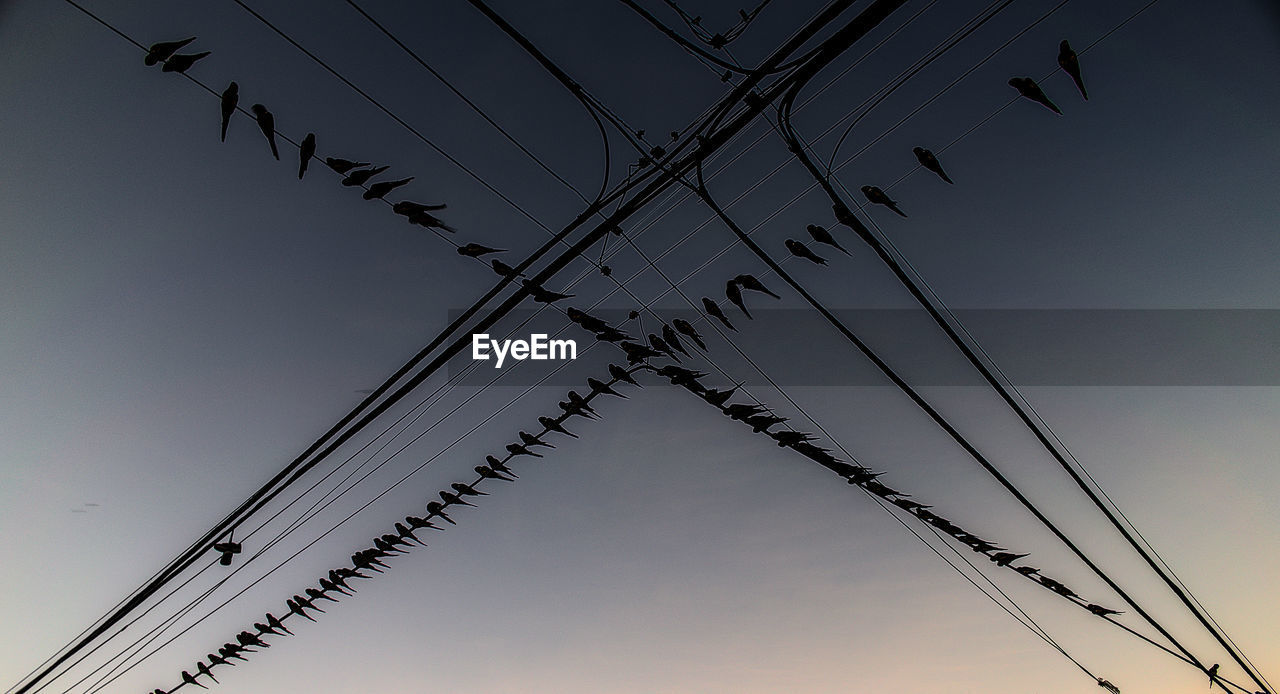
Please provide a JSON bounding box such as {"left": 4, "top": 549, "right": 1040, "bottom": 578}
{"left": 1, "top": 1, "right": 1278, "bottom": 693}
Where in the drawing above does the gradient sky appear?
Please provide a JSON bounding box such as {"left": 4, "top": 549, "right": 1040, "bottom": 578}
{"left": 2, "top": 1, "right": 1278, "bottom": 693}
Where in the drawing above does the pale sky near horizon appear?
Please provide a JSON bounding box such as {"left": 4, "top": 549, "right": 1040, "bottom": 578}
{"left": 2, "top": 1, "right": 1278, "bottom": 693}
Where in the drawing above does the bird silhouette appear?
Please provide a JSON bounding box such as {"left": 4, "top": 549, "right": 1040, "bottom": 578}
{"left": 745, "top": 414, "right": 787, "bottom": 433}
{"left": 405, "top": 515, "right": 443, "bottom": 532}
{"left": 475, "top": 464, "right": 516, "bottom": 481}
{"left": 326, "top": 157, "right": 371, "bottom": 174}
{"left": 861, "top": 186, "right": 906, "bottom": 217}
{"left": 609, "top": 363, "right": 641, "bottom": 386}
{"left": 197, "top": 661, "right": 219, "bottom": 683}
{"left": 392, "top": 201, "right": 455, "bottom": 232}
{"left": 506, "top": 443, "right": 542, "bottom": 458}
{"left": 647, "top": 333, "right": 681, "bottom": 362}
{"left": 912, "top": 147, "right": 953, "bottom": 184}
{"left": 520, "top": 430, "right": 556, "bottom": 448}
{"left": 341, "top": 166, "right": 389, "bottom": 187}
{"left": 1085, "top": 604, "right": 1123, "bottom": 617}
{"left": 724, "top": 403, "right": 767, "bottom": 420}
{"left": 162, "top": 50, "right": 211, "bottom": 74}
{"left": 1207, "top": 664, "right": 1220, "bottom": 689}
{"left": 725, "top": 281, "right": 752, "bottom": 319}
{"left": 250, "top": 104, "right": 279, "bottom": 160}
{"left": 587, "top": 377, "right": 625, "bottom": 399}
{"left": 452, "top": 482, "right": 489, "bottom": 497}
{"left": 1014, "top": 566, "right": 1041, "bottom": 577}
{"left": 990, "top": 551, "right": 1029, "bottom": 567}
{"left": 566, "top": 307, "right": 610, "bottom": 333}
{"left": 520, "top": 279, "right": 574, "bottom": 303}
{"left": 558, "top": 399, "right": 597, "bottom": 420}
{"left": 425, "top": 500, "right": 456, "bottom": 524}
{"left": 286, "top": 598, "right": 316, "bottom": 622}
{"left": 1057, "top": 40, "right": 1087, "bottom": 100}
{"left": 805, "top": 224, "right": 850, "bottom": 254}
{"left": 183, "top": 670, "right": 209, "bottom": 689}
{"left": 207, "top": 653, "right": 233, "bottom": 668}
{"left": 539, "top": 415, "right": 578, "bottom": 438}
{"left": 363, "top": 176, "right": 413, "bottom": 200}
{"left": 320, "top": 576, "right": 352, "bottom": 595}
{"left": 491, "top": 259, "right": 520, "bottom": 278}
{"left": 267, "top": 612, "right": 292, "bottom": 635}
{"left": 1009, "top": 76, "right": 1062, "bottom": 114}
{"left": 297, "top": 132, "right": 316, "bottom": 179}
{"left": 785, "top": 238, "right": 827, "bottom": 265}
{"left": 702, "top": 386, "right": 737, "bottom": 407}
{"left": 392, "top": 523, "right": 425, "bottom": 547}
{"left": 487, "top": 456, "right": 520, "bottom": 477}
{"left": 671, "top": 319, "right": 707, "bottom": 350}
{"left": 1096, "top": 678, "right": 1120, "bottom": 694}
{"left": 620, "top": 341, "right": 662, "bottom": 365}
{"left": 144, "top": 37, "right": 195, "bottom": 66}
{"left": 440, "top": 490, "right": 476, "bottom": 507}
{"left": 702, "top": 297, "right": 736, "bottom": 331}
{"left": 770, "top": 430, "right": 817, "bottom": 447}
{"left": 458, "top": 243, "right": 505, "bottom": 258}
{"left": 219, "top": 81, "right": 238, "bottom": 142}
{"left": 661, "top": 324, "right": 691, "bottom": 357}
{"left": 733, "top": 274, "right": 781, "bottom": 298}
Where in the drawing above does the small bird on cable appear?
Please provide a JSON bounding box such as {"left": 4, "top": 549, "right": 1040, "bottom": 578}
{"left": 219, "top": 81, "right": 237, "bottom": 142}
{"left": 806, "top": 224, "right": 850, "bottom": 254}
{"left": 648, "top": 333, "right": 681, "bottom": 362}
{"left": 520, "top": 430, "right": 555, "bottom": 448}
{"left": 250, "top": 104, "right": 279, "bottom": 160}
{"left": 861, "top": 185, "right": 906, "bottom": 217}
{"left": 725, "top": 281, "right": 752, "bottom": 319}
{"left": 540, "top": 415, "right": 578, "bottom": 438}
{"left": 458, "top": 243, "right": 505, "bottom": 258}
{"left": 912, "top": 147, "right": 953, "bottom": 184}
{"left": 363, "top": 176, "right": 413, "bottom": 200}
{"left": 326, "top": 157, "right": 370, "bottom": 174}
{"left": 672, "top": 318, "right": 707, "bottom": 350}
{"left": 144, "top": 37, "right": 195, "bottom": 66}
{"left": 162, "top": 50, "right": 211, "bottom": 73}
{"left": 452, "top": 482, "right": 489, "bottom": 496}
{"left": 733, "top": 274, "right": 780, "bottom": 298}
{"left": 702, "top": 297, "right": 736, "bottom": 331}
{"left": 182, "top": 670, "right": 209, "bottom": 689}
{"left": 786, "top": 239, "right": 827, "bottom": 265}
{"left": 1057, "top": 40, "right": 1088, "bottom": 100}
{"left": 425, "top": 500, "right": 456, "bottom": 524}
{"left": 439, "top": 489, "right": 476, "bottom": 508}
{"left": 587, "top": 377, "right": 625, "bottom": 398}
{"left": 609, "top": 363, "right": 641, "bottom": 386}
{"left": 1009, "top": 76, "right": 1062, "bottom": 114}
{"left": 486, "top": 456, "right": 520, "bottom": 477}
{"left": 662, "top": 324, "right": 691, "bottom": 357}
{"left": 298, "top": 133, "right": 316, "bottom": 179}
{"left": 341, "top": 165, "right": 389, "bottom": 187}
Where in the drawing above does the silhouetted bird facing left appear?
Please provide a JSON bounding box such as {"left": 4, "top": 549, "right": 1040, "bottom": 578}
{"left": 671, "top": 319, "right": 707, "bottom": 350}
{"left": 702, "top": 297, "right": 735, "bottom": 331}
{"left": 219, "top": 81, "right": 238, "bottom": 142}
{"left": 163, "top": 51, "right": 211, "bottom": 73}
{"left": 341, "top": 166, "right": 389, "bottom": 187}
{"left": 1207, "top": 664, "right": 1220, "bottom": 689}
{"left": 439, "top": 490, "right": 476, "bottom": 507}
{"left": 144, "top": 37, "right": 195, "bottom": 66}
{"left": 326, "top": 157, "right": 370, "bottom": 174}
{"left": 1009, "top": 76, "right": 1062, "bottom": 114}
{"left": 733, "top": 274, "right": 781, "bottom": 298}
{"left": 725, "top": 281, "right": 752, "bottom": 319}
{"left": 520, "top": 430, "right": 555, "bottom": 448}
{"left": 487, "top": 456, "right": 519, "bottom": 477}
{"left": 452, "top": 481, "right": 489, "bottom": 496}
{"left": 861, "top": 186, "right": 906, "bottom": 217}
{"left": 912, "top": 147, "right": 953, "bottom": 184}
{"left": 1086, "top": 604, "right": 1123, "bottom": 617}
{"left": 491, "top": 259, "right": 519, "bottom": 278}
{"left": 540, "top": 416, "right": 578, "bottom": 438}
{"left": 425, "top": 500, "right": 456, "bottom": 524}
{"left": 648, "top": 333, "right": 681, "bottom": 362}
{"left": 1096, "top": 678, "right": 1120, "bottom": 694}
{"left": 806, "top": 224, "right": 849, "bottom": 254}
{"left": 458, "top": 243, "right": 505, "bottom": 258}
{"left": 363, "top": 177, "right": 413, "bottom": 200}
{"left": 609, "top": 363, "right": 641, "bottom": 386}
{"left": 662, "top": 324, "right": 690, "bottom": 357}
{"left": 250, "top": 104, "right": 279, "bottom": 160}
{"left": 183, "top": 670, "right": 208, "bottom": 689}
{"left": 786, "top": 238, "right": 827, "bottom": 265}
{"left": 587, "top": 377, "right": 625, "bottom": 398}
{"left": 1057, "top": 40, "right": 1087, "bottom": 100}
{"left": 197, "top": 661, "right": 219, "bottom": 683}
{"left": 476, "top": 463, "right": 515, "bottom": 481}
{"left": 990, "top": 551, "right": 1029, "bottom": 567}
{"left": 293, "top": 134, "right": 314, "bottom": 181}
{"left": 522, "top": 279, "right": 574, "bottom": 303}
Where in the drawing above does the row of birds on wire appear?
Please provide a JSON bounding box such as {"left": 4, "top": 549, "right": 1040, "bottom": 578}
{"left": 150, "top": 363, "right": 644, "bottom": 693}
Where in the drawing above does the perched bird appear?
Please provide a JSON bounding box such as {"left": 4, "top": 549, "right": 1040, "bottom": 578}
{"left": 452, "top": 482, "right": 489, "bottom": 496}
{"left": 219, "top": 81, "right": 238, "bottom": 142}
{"left": 363, "top": 176, "right": 413, "bottom": 200}
{"left": 1086, "top": 604, "right": 1123, "bottom": 617}
{"left": 326, "top": 157, "right": 371, "bottom": 174}
{"left": 702, "top": 297, "right": 736, "bottom": 331}
{"left": 805, "top": 224, "right": 850, "bottom": 254}
{"left": 405, "top": 515, "right": 443, "bottom": 531}
{"left": 295, "top": 594, "right": 325, "bottom": 614}
{"left": 297, "top": 132, "right": 316, "bottom": 179}
{"left": 425, "top": 500, "right": 456, "bottom": 524}
{"left": 163, "top": 50, "right": 211, "bottom": 73}
{"left": 207, "top": 653, "right": 233, "bottom": 668}
{"left": 457, "top": 243, "right": 505, "bottom": 258}
{"left": 1096, "top": 678, "right": 1121, "bottom": 694}
{"left": 587, "top": 377, "right": 624, "bottom": 398}
{"left": 250, "top": 104, "right": 279, "bottom": 160}
{"left": 520, "top": 430, "right": 555, "bottom": 448}
{"left": 657, "top": 365, "right": 707, "bottom": 389}
{"left": 609, "top": 363, "right": 641, "bottom": 386}
{"left": 733, "top": 274, "right": 781, "bottom": 298}
{"left": 183, "top": 670, "right": 209, "bottom": 689}
{"left": 393, "top": 522, "right": 425, "bottom": 546}
{"left": 702, "top": 386, "right": 737, "bottom": 407}
{"left": 620, "top": 341, "right": 662, "bottom": 365}
{"left": 671, "top": 319, "right": 706, "bottom": 350}
{"left": 1057, "top": 39, "right": 1087, "bottom": 100}
{"left": 506, "top": 443, "right": 542, "bottom": 458}
{"left": 144, "top": 37, "right": 196, "bottom": 66}
{"left": 439, "top": 490, "right": 476, "bottom": 507}
{"left": 1207, "top": 664, "right": 1220, "bottom": 690}
{"left": 770, "top": 430, "right": 817, "bottom": 447}
{"left": 197, "top": 662, "right": 219, "bottom": 683}
{"left": 861, "top": 185, "right": 906, "bottom": 217}
{"left": 341, "top": 165, "right": 389, "bottom": 187}
{"left": 1009, "top": 76, "right": 1062, "bottom": 114}
{"left": 320, "top": 577, "right": 351, "bottom": 595}
{"left": 487, "top": 457, "right": 519, "bottom": 477}
{"left": 491, "top": 259, "right": 520, "bottom": 278}
{"left": 286, "top": 598, "right": 316, "bottom": 622}
{"left": 724, "top": 403, "right": 767, "bottom": 420}
{"left": 662, "top": 324, "right": 691, "bottom": 357}
{"left": 539, "top": 415, "right": 578, "bottom": 438}
{"left": 567, "top": 307, "right": 610, "bottom": 333}
{"left": 1014, "top": 566, "right": 1041, "bottom": 577}
{"left": 648, "top": 333, "right": 681, "bottom": 362}
{"left": 558, "top": 399, "right": 598, "bottom": 420}
{"left": 745, "top": 414, "right": 787, "bottom": 433}
{"left": 912, "top": 147, "right": 953, "bottom": 184}
{"left": 522, "top": 279, "right": 574, "bottom": 303}
{"left": 990, "top": 551, "right": 1029, "bottom": 567}
{"left": 266, "top": 612, "right": 292, "bottom": 635}
{"left": 725, "top": 281, "right": 752, "bottom": 319}
{"left": 786, "top": 238, "right": 827, "bottom": 265}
